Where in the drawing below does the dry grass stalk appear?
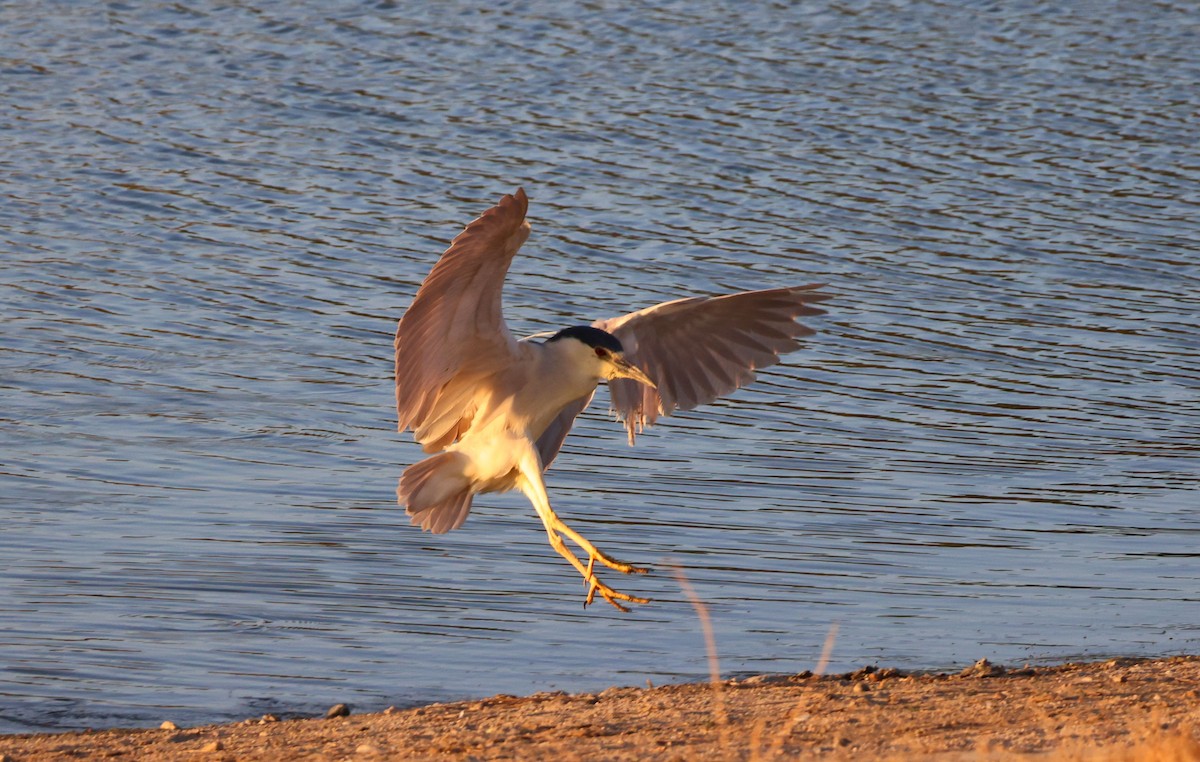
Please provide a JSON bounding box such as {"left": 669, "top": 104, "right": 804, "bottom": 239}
{"left": 814, "top": 621, "right": 839, "bottom": 676}
{"left": 757, "top": 621, "right": 840, "bottom": 761}
{"left": 669, "top": 564, "right": 732, "bottom": 759}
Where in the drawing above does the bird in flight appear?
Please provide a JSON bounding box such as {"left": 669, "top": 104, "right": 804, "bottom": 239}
{"left": 394, "top": 188, "right": 829, "bottom": 611}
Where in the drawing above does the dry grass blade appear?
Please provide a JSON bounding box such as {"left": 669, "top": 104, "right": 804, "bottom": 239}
{"left": 814, "top": 621, "right": 839, "bottom": 676}
{"left": 669, "top": 564, "right": 732, "bottom": 759}
{"left": 758, "top": 621, "right": 840, "bottom": 761}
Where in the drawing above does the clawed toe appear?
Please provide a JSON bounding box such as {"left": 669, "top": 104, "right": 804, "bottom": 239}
{"left": 593, "top": 550, "right": 650, "bottom": 576}
{"left": 582, "top": 554, "right": 651, "bottom": 612}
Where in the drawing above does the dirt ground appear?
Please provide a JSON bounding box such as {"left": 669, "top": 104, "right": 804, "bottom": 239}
{"left": 2, "top": 656, "right": 1198, "bottom": 761}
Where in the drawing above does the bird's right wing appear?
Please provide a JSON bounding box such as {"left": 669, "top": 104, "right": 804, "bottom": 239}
{"left": 594, "top": 284, "right": 831, "bottom": 444}
{"left": 394, "top": 189, "right": 531, "bottom": 450}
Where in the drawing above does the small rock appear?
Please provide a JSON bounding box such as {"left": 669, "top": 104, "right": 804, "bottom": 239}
{"left": 259, "top": 714, "right": 279, "bottom": 724}
{"left": 530, "top": 690, "right": 566, "bottom": 700}
{"left": 853, "top": 682, "right": 870, "bottom": 693}
{"left": 201, "top": 740, "right": 224, "bottom": 752}
{"left": 325, "top": 703, "right": 351, "bottom": 719}
{"left": 742, "top": 674, "right": 788, "bottom": 686}
{"left": 356, "top": 743, "right": 379, "bottom": 756}
{"left": 384, "top": 706, "right": 399, "bottom": 715}
{"left": 160, "top": 720, "right": 178, "bottom": 730}
{"left": 960, "top": 659, "right": 1006, "bottom": 678}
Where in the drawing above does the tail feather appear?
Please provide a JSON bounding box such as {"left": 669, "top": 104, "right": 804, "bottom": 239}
{"left": 397, "top": 451, "right": 475, "bottom": 534}
{"left": 409, "top": 488, "right": 474, "bottom": 534}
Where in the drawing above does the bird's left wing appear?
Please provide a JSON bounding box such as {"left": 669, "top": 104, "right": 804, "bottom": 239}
{"left": 594, "top": 284, "right": 831, "bottom": 444}
{"left": 395, "top": 188, "right": 531, "bottom": 449}
{"left": 534, "top": 392, "right": 595, "bottom": 470}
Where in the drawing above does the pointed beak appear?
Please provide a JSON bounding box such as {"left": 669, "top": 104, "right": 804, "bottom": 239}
{"left": 611, "top": 356, "right": 656, "bottom": 388}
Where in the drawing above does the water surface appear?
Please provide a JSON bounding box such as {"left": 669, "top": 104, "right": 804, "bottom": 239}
{"left": 2, "top": 0, "right": 1198, "bottom": 733}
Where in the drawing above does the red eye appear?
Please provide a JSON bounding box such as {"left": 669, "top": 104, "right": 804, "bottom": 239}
{"left": 594, "top": 347, "right": 607, "bottom": 358}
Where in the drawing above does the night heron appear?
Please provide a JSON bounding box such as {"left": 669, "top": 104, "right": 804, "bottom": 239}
{"left": 394, "top": 188, "right": 829, "bottom": 611}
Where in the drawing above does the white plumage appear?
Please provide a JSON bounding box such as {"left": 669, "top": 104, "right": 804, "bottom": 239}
{"left": 394, "top": 188, "right": 829, "bottom": 610}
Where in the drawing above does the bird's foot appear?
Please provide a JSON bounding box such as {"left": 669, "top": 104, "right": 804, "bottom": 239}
{"left": 582, "top": 556, "right": 651, "bottom": 612}
{"left": 539, "top": 514, "right": 651, "bottom": 611}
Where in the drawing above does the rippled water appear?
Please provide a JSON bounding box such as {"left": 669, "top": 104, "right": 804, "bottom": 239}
{"left": 2, "top": 0, "right": 1198, "bottom": 734}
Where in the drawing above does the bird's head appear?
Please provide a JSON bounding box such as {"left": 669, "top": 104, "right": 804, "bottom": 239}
{"left": 546, "top": 326, "right": 656, "bottom": 388}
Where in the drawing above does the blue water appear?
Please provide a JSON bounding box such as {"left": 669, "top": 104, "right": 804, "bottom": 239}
{"left": 2, "top": 0, "right": 1198, "bottom": 733}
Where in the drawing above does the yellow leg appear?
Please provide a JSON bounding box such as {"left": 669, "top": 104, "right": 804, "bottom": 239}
{"left": 516, "top": 446, "right": 650, "bottom": 611}
{"left": 554, "top": 519, "right": 649, "bottom": 575}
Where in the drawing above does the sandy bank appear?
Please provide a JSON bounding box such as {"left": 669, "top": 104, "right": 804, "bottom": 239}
{"left": 2, "top": 656, "right": 1199, "bottom": 761}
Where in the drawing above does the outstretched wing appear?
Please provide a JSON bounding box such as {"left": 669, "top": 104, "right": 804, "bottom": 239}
{"left": 594, "top": 284, "right": 831, "bottom": 444}
{"left": 395, "top": 188, "right": 531, "bottom": 450}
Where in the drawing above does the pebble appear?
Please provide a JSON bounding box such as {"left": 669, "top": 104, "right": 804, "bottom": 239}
{"left": 201, "top": 740, "right": 224, "bottom": 752}
{"left": 325, "top": 703, "right": 351, "bottom": 719}
{"left": 960, "top": 659, "right": 1006, "bottom": 678}
{"left": 741, "top": 675, "right": 788, "bottom": 686}
{"left": 160, "top": 720, "right": 178, "bottom": 730}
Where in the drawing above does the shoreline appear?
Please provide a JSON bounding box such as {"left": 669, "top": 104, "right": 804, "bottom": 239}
{"left": 2, "top": 656, "right": 1199, "bottom": 761}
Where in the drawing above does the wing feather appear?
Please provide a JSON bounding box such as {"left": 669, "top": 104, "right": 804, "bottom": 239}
{"left": 395, "top": 189, "right": 531, "bottom": 447}
{"left": 534, "top": 392, "right": 595, "bottom": 470}
{"left": 595, "top": 284, "right": 830, "bottom": 443}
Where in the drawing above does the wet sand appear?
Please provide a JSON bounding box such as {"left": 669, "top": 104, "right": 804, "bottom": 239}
{"left": 2, "top": 656, "right": 1198, "bottom": 761}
